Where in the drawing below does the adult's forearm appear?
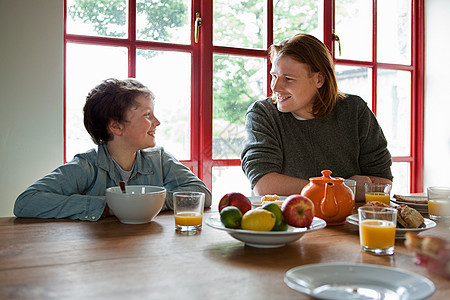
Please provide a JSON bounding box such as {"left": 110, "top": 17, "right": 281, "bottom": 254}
{"left": 253, "top": 172, "right": 309, "bottom": 196}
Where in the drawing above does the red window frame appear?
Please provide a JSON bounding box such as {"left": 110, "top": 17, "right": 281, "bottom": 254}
{"left": 64, "top": 0, "right": 425, "bottom": 194}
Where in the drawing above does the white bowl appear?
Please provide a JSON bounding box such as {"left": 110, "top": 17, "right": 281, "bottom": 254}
{"left": 206, "top": 215, "right": 326, "bottom": 248}
{"left": 106, "top": 185, "right": 166, "bottom": 224}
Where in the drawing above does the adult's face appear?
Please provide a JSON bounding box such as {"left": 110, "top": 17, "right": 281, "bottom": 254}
{"left": 270, "top": 55, "right": 323, "bottom": 119}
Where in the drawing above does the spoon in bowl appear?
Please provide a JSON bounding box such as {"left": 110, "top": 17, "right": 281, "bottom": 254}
{"left": 119, "top": 181, "right": 126, "bottom": 194}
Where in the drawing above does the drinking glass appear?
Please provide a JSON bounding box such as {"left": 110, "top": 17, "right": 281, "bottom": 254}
{"left": 364, "top": 183, "right": 392, "bottom": 205}
{"left": 427, "top": 186, "right": 450, "bottom": 221}
{"left": 173, "top": 192, "right": 205, "bottom": 232}
{"left": 344, "top": 179, "right": 356, "bottom": 201}
{"left": 358, "top": 206, "right": 397, "bottom": 255}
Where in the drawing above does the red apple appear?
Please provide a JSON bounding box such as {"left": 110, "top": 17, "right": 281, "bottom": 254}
{"left": 281, "top": 195, "right": 315, "bottom": 228}
{"left": 218, "top": 192, "right": 252, "bottom": 214}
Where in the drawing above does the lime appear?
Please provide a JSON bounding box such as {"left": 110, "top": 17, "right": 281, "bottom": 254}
{"left": 220, "top": 206, "right": 242, "bottom": 228}
{"left": 272, "top": 220, "right": 288, "bottom": 231}
{"left": 262, "top": 202, "right": 283, "bottom": 226}
{"left": 241, "top": 208, "right": 276, "bottom": 231}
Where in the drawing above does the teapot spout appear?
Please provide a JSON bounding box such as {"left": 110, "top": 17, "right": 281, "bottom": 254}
{"left": 320, "top": 182, "right": 339, "bottom": 218}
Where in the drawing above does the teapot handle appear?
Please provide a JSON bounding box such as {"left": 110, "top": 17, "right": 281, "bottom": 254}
{"left": 320, "top": 182, "right": 339, "bottom": 218}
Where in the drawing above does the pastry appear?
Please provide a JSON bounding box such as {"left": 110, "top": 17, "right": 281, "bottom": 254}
{"left": 261, "top": 194, "right": 283, "bottom": 206}
{"left": 405, "top": 232, "right": 450, "bottom": 279}
{"left": 396, "top": 204, "right": 424, "bottom": 228}
{"left": 363, "top": 201, "right": 424, "bottom": 228}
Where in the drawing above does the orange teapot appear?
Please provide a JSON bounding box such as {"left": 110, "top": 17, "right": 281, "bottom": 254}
{"left": 301, "top": 170, "right": 354, "bottom": 226}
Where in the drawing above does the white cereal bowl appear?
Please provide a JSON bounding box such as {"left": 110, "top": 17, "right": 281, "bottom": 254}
{"left": 106, "top": 185, "right": 166, "bottom": 224}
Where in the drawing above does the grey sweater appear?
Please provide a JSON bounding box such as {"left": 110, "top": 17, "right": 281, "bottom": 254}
{"left": 240, "top": 94, "right": 393, "bottom": 189}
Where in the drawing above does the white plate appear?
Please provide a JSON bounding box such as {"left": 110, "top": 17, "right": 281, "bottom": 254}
{"left": 346, "top": 214, "right": 436, "bottom": 239}
{"left": 285, "top": 263, "right": 435, "bottom": 300}
{"left": 391, "top": 199, "right": 428, "bottom": 213}
{"left": 205, "top": 215, "right": 326, "bottom": 248}
{"left": 249, "top": 196, "right": 287, "bottom": 207}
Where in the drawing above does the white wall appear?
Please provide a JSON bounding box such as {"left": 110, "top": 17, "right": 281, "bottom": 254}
{"left": 424, "top": 0, "right": 450, "bottom": 188}
{"left": 0, "top": 0, "right": 63, "bottom": 217}
{"left": 0, "top": 1, "right": 448, "bottom": 217}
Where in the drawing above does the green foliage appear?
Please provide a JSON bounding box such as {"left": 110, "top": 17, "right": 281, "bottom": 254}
{"left": 68, "top": 0, "right": 187, "bottom": 40}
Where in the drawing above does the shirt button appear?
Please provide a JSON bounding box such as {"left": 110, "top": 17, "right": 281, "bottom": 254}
{"left": 92, "top": 216, "right": 96, "bottom": 220}
{"left": 85, "top": 216, "right": 89, "bottom": 219}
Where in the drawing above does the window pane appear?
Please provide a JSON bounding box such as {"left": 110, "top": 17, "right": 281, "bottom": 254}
{"left": 335, "top": 0, "right": 372, "bottom": 61}
{"left": 377, "top": 0, "right": 411, "bottom": 64}
{"left": 136, "top": 0, "right": 190, "bottom": 44}
{"left": 273, "top": 0, "right": 321, "bottom": 43}
{"left": 212, "top": 166, "right": 252, "bottom": 207}
{"left": 336, "top": 65, "right": 372, "bottom": 110}
{"left": 391, "top": 162, "right": 410, "bottom": 195}
{"left": 377, "top": 69, "right": 411, "bottom": 157}
{"left": 66, "top": 43, "right": 127, "bottom": 160}
{"left": 213, "top": 0, "right": 264, "bottom": 49}
{"left": 212, "top": 54, "right": 266, "bottom": 159}
{"left": 136, "top": 50, "right": 191, "bottom": 160}
{"left": 67, "top": 0, "right": 128, "bottom": 38}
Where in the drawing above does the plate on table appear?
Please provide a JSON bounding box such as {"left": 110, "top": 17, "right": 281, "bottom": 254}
{"left": 249, "top": 196, "right": 287, "bottom": 208}
{"left": 284, "top": 263, "right": 435, "bottom": 300}
{"left": 346, "top": 214, "right": 436, "bottom": 239}
{"left": 205, "top": 215, "right": 326, "bottom": 248}
{"left": 391, "top": 196, "right": 428, "bottom": 213}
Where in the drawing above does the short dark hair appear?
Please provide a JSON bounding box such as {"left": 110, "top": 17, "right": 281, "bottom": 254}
{"left": 269, "top": 34, "right": 344, "bottom": 118}
{"left": 83, "top": 78, "right": 154, "bottom": 145}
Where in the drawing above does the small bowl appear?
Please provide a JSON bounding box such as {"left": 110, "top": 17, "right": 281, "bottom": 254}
{"left": 106, "top": 185, "right": 166, "bottom": 224}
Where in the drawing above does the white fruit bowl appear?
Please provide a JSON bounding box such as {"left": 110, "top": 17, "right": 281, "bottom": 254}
{"left": 206, "top": 215, "right": 326, "bottom": 248}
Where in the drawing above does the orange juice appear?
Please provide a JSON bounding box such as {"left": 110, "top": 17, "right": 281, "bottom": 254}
{"left": 428, "top": 200, "right": 450, "bottom": 217}
{"left": 175, "top": 212, "right": 202, "bottom": 226}
{"left": 359, "top": 220, "right": 396, "bottom": 249}
{"left": 365, "top": 192, "right": 390, "bottom": 205}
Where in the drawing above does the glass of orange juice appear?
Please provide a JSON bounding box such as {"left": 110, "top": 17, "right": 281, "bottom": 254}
{"left": 173, "top": 192, "right": 205, "bottom": 232}
{"left": 358, "top": 206, "right": 397, "bottom": 255}
{"left": 427, "top": 186, "right": 450, "bottom": 221}
{"left": 364, "top": 183, "right": 392, "bottom": 205}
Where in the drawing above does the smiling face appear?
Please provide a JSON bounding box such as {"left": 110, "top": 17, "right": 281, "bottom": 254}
{"left": 270, "top": 55, "right": 324, "bottom": 119}
{"left": 120, "top": 95, "right": 160, "bottom": 151}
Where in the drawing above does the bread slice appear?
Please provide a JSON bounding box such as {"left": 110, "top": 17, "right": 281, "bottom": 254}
{"left": 396, "top": 204, "right": 424, "bottom": 228}
{"left": 394, "top": 194, "right": 428, "bottom": 204}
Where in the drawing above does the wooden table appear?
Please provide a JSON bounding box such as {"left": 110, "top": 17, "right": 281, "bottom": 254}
{"left": 1, "top": 209, "right": 448, "bottom": 299}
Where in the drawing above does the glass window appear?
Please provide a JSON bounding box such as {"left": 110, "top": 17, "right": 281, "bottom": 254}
{"left": 336, "top": 65, "right": 372, "bottom": 109}
{"left": 273, "top": 0, "right": 321, "bottom": 43}
{"left": 335, "top": 0, "right": 372, "bottom": 61}
{"left": 136, "top": 50, "right": 191, "bottom": 160}
{"left": 67, "top": 0, "right": 128, "bottom": 38}
{"left": 136, "top": 0, "right": 191, "bottom": 44}
{"left": 66, "top": 43, "right": 127, "bottom": 161}
{"left": 212, "top": 54, "right": 266, "bottom": 159}
{"left": 377, "top": 69, "right": 411, "bottom": 157}
{"left": 212, "top": 166, "right": 252, "bottom": 206}
{"left": 213, "top": 0, "right": 265, "bottom": 49}
{"left": 391, "top": 162, "right": 410, "bottom": 195}
{"left": 377, "top": 0, "right": 411, "bottom": 65}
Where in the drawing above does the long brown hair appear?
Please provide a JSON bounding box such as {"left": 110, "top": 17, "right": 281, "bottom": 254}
{"left": 269, "top": 34, "right": 344, "bottom": 118}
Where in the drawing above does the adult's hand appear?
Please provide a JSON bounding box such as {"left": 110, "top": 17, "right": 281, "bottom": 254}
{"left": 348, "top": 175, "right": 393, "bottom": 202}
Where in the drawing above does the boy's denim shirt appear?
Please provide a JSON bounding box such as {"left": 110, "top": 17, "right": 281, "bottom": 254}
{"left": 14, "top": 144, "right": 211, "bottom": 221}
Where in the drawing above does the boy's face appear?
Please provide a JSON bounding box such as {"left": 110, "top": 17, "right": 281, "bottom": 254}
{"left": 120, "top": 95, "right": 160, "bottom": 150}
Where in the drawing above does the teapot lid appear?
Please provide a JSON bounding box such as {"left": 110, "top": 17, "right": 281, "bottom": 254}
{"left": 309, "top": 170, "right": 344, "bottom": 182}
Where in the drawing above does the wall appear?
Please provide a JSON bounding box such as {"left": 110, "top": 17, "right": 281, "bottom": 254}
{"left": 0, "top": 0, "right": 63, "bottom": 217}
{"left": 424, "top": 0, "right": 450, "bottom": 188}
{"left": 0, "top": 1, "right": 448, "bottom": 217}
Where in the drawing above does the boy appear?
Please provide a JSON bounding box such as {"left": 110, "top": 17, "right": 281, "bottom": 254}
{"left": 14, "top": 78, "right": 211, "bottom": 221}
